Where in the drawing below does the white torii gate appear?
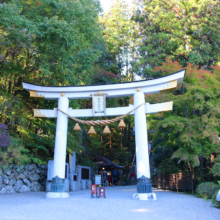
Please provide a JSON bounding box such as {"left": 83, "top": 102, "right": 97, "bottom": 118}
{"left": 22, "top": 69, "right": 185, "bottom": 199}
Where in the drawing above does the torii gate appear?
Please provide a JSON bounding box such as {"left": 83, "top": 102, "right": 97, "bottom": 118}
{"left": 22, "top": 69, "right": 185, "bottom": 199}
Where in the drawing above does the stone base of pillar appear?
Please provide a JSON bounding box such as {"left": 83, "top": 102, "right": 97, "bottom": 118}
{"left": 46, "top": 181, "right": 52, "bottom": 192}
{"left": 51, "top": 176, "right": 65, "bottom": 192}
{"left": 70, "top": 181, "right": 80, "bottom": 191}
{"left": 133, "top": 193, "right": 157, "bottom": 200}
{"left": 46, "top": 192, "right": 69, "bottom": 199}
{"left": 64, "top": 179, "right": 69, "bottom": 192}
{"left": 46, "top": 179, "right": 69, "bottom": 192}
{"left": 86, "top": 180, "right": 92, "bottom": 189}
{"left": 81, "top": 180, "right": 87, "bottom": 190}
{"left": 137, "top": 176, "right": 152, "bottom": 193}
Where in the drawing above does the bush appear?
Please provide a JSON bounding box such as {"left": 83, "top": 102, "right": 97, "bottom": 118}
{"left": 212, "top": 190, "right": 220, "bottom": 208}
{"left": 211, "top": 155, "right": 220, "bottom": 177}
{"left": 196, "top": 182, "right": 219, "bottom": 199}
{"left": 119, "top": 174, "right": 128, "bottom": 182}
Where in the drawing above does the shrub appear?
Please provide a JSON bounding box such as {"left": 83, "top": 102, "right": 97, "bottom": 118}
{"left": 0, "top": 123, "right": 10, "bottom": 148}
{"left": 119, "top": 174, "right": 128, "bottom": 182}
{"left": 211, "top": 155, "right": 220, "bottom": 177}
{"left": 212, "top": 190, "right": 220, "bottom": 208}
{"left": 196, "top": 182, "right": 219, "bottom": 199}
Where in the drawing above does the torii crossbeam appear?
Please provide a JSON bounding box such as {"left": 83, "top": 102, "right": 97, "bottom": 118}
{"left": 22, "top": 69, "right": 185, "bottom": 200}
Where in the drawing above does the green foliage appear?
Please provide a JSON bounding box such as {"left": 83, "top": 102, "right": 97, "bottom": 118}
{"left": 0, "top": 137, "right": 30, "bottom": 167}
{"left": 196, "top": 182, "right": 219, "bottom": 199}
{"left": 96, "top": 0, "right": 220, "bottom": 187}
{"left": 0, "top": 0, "right": 103, "bottom": 88}
{"left": 0, "top": 90, "right": 58, "bottom": 163}
{"left": 147, "top": 58, "right": 220, "bottom": 184}
{"left": 0, "top": 0, "right": 104, "bottom": 165}
{"left": 119, "top": 173, "right": 127, "bottom": 182}
{"left": 99, "top": 0, "right": 141, "bottom": 81}
{"left": 135, "top": 0, "right": 220, "bottom": 77}
{"left": 0, "top": 122, "right": 10, "bottom": 148}
{"left": 152, "top": 145, "right": 181, "bottom": 175}
{"left": 212, "top": 190, "right": 220, "bottom": 208}
{"left": 211, "top": 155, "right": 220, "bottom": 177}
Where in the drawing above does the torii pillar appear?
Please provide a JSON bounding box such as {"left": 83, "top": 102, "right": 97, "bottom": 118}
{"left": 133, "top": 90, "right": 153, "bottom": 200}
{"left": 53, "top": 97, "right": 69, "bottom": 179}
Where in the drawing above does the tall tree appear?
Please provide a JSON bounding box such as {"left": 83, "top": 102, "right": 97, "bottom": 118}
{"left": 134, "top": 0, "right": 220, "bottom": 78}
{"left": 0, "top": 0, "right": 104, "bottom": 164}
{"left": 147, "top": 58, "right": 220, "bottom": 191}
{"left": 99, "top": 0, "right": 141, "bottom": 81}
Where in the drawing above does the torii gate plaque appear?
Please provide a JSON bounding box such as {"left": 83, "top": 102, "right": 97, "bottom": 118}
{"left": 23, "top": 69, "right": 185, "bottom": 199}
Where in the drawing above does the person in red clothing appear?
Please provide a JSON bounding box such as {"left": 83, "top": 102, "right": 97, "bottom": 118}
{"left": 108, "top": 175, "right": 112, "bottom": 186}
{"left": 130, "top": 172, "right": 135, "bottom": 181}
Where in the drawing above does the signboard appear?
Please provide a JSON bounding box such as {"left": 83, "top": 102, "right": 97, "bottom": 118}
{"left": 95, "top": 175, "right": 101, "bottom": 185}
{"left": 91, "top": 91, "right": 107, "bottom": 115}
{"left": 99, "top": 187, "right": 106, "bottom": 198}
{"left": 91, "top": 184, "right": 97, "bottom": 194}
{"left": 94, "top": 95, "right": 104, "bottom": 113}
{"left": 91, "top": 184, "right": 98, "bottom": 198}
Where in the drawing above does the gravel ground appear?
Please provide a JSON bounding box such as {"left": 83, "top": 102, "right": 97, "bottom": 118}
{"left": 0, "top": 186, "right": 219, "bottom": 220}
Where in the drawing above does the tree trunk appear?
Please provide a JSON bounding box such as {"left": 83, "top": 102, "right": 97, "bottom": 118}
{"left": 8, "top": 81, "right": 12, "bottom": 94}
{"left": 13, "top": 76, "right": 22, "bottom": 96}
{"left": 199, "top": 156, "right": 205, "bottom": 178}
{"left": 117, "top": 54, "right": 121, "bottom": 82}
{"left": 131, "top": 47, "right": 135, "bottom": 81}
{"left": 121, "top": 128, "right": 123, "bottom": 148}
{"left": 128, "top": 123, "right": 130, "bottom": 140}
{"left": 188, "top": 162, "right": 194, "bottom": 195}
{"left": 101, "top": 126, "right": 103, "bottom": 154}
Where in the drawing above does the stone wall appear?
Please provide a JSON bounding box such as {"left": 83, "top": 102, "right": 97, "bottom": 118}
{"left": 0, "top": 163, "right": 47, "bottom": 194}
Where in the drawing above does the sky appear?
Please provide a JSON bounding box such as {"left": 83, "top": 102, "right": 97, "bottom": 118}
{"left": 99, "top": 0, "right": 133, "bottom": 13}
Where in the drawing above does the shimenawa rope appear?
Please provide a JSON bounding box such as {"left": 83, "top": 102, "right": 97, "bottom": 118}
{"left": 57, "top": 103, "right": 145, "bottom": 126}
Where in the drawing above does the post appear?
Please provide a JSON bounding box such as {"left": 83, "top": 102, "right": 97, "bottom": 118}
{"left": 134, "top": 91, "right": 150, "bottom": 179}
{"left": 53, "top": 96, "right": 69, "bottom": 178}
{"left": 69, "top": 151, "right": 76, "bottom": 175}
{"left": 133, "top": 90, "right": 156, "bottom": 200}
{"left": 47, "top": 96, "right": 69, "bottom": 198}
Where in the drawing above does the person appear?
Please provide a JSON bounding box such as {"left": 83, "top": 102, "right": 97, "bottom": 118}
{"left": 108, "top": 175, "right": 111, "bottom": 186}
{"left": 112, "top": 177, "right": 117, "bottom": 187}
{"left": 130, "top": 172, "right": 135, "bottom": 182}
{"left": 111, "top": 170, "right": 119, "bottom": 187}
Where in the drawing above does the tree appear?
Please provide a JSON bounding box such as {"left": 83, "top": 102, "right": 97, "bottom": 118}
{"left": 211, "top": 155, "right": 220, "bottom": 177}
{"left": 99, "top": 0, "right": 141, "bottom": 81}
{"left": 0, "top": 0, "right": 104, "bottom": 165}
{"left": 134, "top": 0, "right": 220, "bottom": 78}
{"left": 147, "top": 58, "right": 220, "bottom": 192}
{"left": 0, "top": 0, "right": 103, "bottom": 90}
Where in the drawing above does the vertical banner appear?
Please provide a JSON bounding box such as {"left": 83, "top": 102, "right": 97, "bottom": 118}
{"left": 91, "top": 91, "right": 107, "bottom": 115}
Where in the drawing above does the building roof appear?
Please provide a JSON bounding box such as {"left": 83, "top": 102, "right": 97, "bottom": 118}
{"left": 93, "top": 154, "right": 123, "bottom": 169}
